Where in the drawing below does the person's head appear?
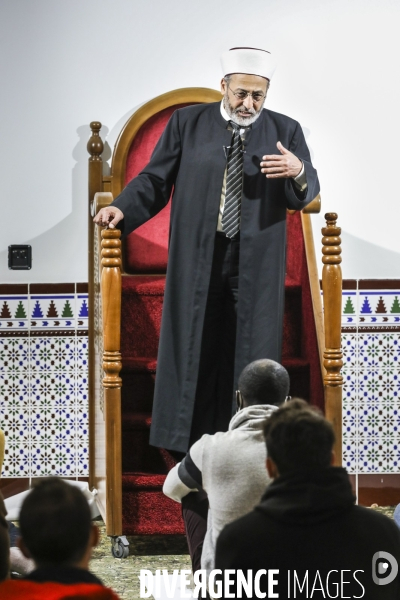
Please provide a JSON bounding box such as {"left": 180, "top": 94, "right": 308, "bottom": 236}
{"left": 221, "top": 73, "right": 269, "bottom": 127}
{"left": 263, "top": 398, "right": 335, "bottom": 478}
{"left": 237, "top": 359, "right": 290, "bottom": 409}
{"left": 18, "top": 478, "right": 99, "bottom": 569}
{"left": 220, "top": 47, "right": 275, "bottom": 126}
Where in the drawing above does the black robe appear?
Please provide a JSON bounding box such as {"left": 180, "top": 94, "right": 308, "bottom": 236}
{"left": 113, "top": 102, "right": 320, "bottom": 452}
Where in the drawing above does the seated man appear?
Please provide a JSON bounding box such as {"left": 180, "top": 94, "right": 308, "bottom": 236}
{"left": 0, "top": 490, "right": 9, "bottom": 582}
{"left": 0, "top": 478, "right": 119, "bottom": 599}
{"left": 163, "top": 359, "right": 290, "bottom": 574}
{"left": 215, "top": 399, "right": 400, "bottom": 599}
{"left": 0, "top": 429, "right": 33, "bottom": 580}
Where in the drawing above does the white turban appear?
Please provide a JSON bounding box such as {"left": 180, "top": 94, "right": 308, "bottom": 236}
{"left": 221, "top": 47, "right": 277, "bottom": 81}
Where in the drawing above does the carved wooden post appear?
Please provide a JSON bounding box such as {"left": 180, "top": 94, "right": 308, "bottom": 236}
{"left": 88, "top": 122, "right": 104, "bottom": 489}
{"left": 322, "top": 213, "right": 343, "bottom": 466}
{"left": 88, "top": 122, "right": 104, "bottom": 206}
{"left": 101, "top": 228, "right": 122, "bottom": 535}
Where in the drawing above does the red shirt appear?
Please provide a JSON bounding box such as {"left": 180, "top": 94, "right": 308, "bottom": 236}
{"left": 0, "top": 580, "right": 120, "bottom": 599}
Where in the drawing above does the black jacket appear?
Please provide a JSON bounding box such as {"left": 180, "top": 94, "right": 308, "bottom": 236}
{"left": 215, "top": 467, "right": 400, "bottom": 599}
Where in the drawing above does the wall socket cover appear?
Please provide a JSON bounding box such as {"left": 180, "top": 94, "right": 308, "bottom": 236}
{"left": 8, "top": 245, "right": 32, "bottom": 270}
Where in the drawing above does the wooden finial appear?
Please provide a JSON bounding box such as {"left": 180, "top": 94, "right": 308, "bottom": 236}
{"left": 322, "top": 213, "right": 342, "bottom": 268}
{"left": 101, "top": 229, "right": 122, "bottom": 389}
{"left": 325, "top": 212, "right": 338, "bottom": 225}
{"left": 101, "top": 229, "right": 122, "bottom": 270}
{"left": 88, "top": 121, "right": 104, "bottom": 161}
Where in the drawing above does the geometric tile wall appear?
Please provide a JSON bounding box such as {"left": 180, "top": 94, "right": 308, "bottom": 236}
{"left": 341, "top": 280, "right": 400, "bottom": 474}
{"left": 2, "top": 279, "right": 398, "bottom": 478}
{"left": 0, "top": 283, "right": 88, "bottom": 478}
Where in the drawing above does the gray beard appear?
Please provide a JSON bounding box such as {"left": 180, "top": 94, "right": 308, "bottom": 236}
{"left": 223, "top": 93, "right": 265, "bottom": 126}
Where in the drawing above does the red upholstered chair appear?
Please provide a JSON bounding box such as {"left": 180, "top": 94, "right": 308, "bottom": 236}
{"left": 87, "top": 88, "right": 331, "bottom": 552}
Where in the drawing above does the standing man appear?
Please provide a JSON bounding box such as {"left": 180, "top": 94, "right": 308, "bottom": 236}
{"left": 94, "top": 47, "right": 320, "bottom": 454}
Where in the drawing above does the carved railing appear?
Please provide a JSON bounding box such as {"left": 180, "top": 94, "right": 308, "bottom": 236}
{"left": 321, "top": 213, "right": 343, "bottom": 465}
{"left": 88, "top": 122, "right": 104, "bottom": 490}
{"left": 101, "top": 228, "right": 123, "bottom": 534}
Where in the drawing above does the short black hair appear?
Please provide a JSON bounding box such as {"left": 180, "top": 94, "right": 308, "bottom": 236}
{"left": 19, "top": 478, "right": 92, "bottom": 566}
{"left": 263, "top": 398, "right": 335, "bottom": 475}
{"left": 238, "top": 359, "right": 290, "bottom": 406}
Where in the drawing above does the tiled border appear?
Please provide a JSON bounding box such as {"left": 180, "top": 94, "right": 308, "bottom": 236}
{"left": 0, "top": 284, "right": 88, "bottom": 332}
{"left": 0, "top": 284, "right": 29, "bottom": 331}
{"left": 339, "top": 280, "right": 400, "bottom": 475}
{"left": 0, "top": 283, "right": 89, "bottom": 478}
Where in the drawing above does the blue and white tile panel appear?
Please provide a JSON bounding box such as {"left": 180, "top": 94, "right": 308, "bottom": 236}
{"left": 339, "top": 281, "right": 400, "bottom": 474}
{"left": 0, "top": 284, "right": 89, "bottom": 478}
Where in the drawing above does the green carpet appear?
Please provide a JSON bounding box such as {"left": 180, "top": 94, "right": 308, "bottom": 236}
{"left": 89, "top": 506, "right": 396, "bottom": 599}
{"left": 90, "top": 523, "right": 190, "bottom": 599}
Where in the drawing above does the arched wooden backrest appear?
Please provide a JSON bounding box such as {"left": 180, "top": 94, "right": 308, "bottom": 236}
{"left": 109, "top": 88, "right": 222, "bottom": 275}
{"left": 110, "top": 88, "right": 222, "bottom": 198}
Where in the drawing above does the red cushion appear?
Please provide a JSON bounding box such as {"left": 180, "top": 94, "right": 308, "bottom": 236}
{"left": 124, "top": 103, "right": 197, "bottom": 274}
{"left": 286, "top": 212, "right": 324, "bottom": 410}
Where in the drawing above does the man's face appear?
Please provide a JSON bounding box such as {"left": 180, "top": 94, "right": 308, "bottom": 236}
{"left": 221, "top": 73, "right": 268, "bottom": 126}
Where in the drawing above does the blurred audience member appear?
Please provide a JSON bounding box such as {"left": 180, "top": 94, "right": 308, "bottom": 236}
{"left": 0, "top": 490, "right": 9, "bottom": 582}
{"left": 215, "top": 399, "right": 400, "bottom": 599}
{"left": 0, "top": 478, "right": 120, "bottom": 599}
{"left": 8, "top": 520, "right": 34, "bottom": 578}
{"left": 394, "top": 503, "right": 400, "bottom": 530}
{"left": 164, "top": 359, "right": 290, "bottom": 574}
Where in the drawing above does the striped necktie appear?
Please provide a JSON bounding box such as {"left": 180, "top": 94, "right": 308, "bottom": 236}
{"left": 222, "top": 122, "right": 243, "bottom": 238}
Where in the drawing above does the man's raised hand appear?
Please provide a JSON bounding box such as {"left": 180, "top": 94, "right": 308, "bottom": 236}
{"left": 260, "top": 141, "right": 302, "bottom": 179}
{"left": 93, "top": 206, "right": 124, "bottom": 229}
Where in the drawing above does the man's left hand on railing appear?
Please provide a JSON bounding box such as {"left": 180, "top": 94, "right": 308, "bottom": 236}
{"left": 93, "top": 206, "right": 124, "bottom": 229}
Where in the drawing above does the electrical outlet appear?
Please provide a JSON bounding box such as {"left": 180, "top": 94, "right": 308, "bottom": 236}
{"left": 8, "top": 245, "right": 32, "bottom": 270}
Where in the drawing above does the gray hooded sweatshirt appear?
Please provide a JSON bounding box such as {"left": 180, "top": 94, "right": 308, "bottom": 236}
{"left": 163, "top": 404, "right": 276, "bottom": 574}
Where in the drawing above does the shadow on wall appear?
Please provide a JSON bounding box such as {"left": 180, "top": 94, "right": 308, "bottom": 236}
{"left": 106, "top": 102, "right": 145, "bottom": 156}
{"left": 0, "top": 124, "right": 112, "bottom": 282}
{"left": 341, "top": 230, "right": 400, "bottom": 280}
{"left": 302, "top": 127, "right": 314, "bottom": 162}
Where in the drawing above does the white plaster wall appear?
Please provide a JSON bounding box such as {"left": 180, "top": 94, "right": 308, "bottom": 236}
{"left": 0, "top": 0, "right": 399, "bottom": 282}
